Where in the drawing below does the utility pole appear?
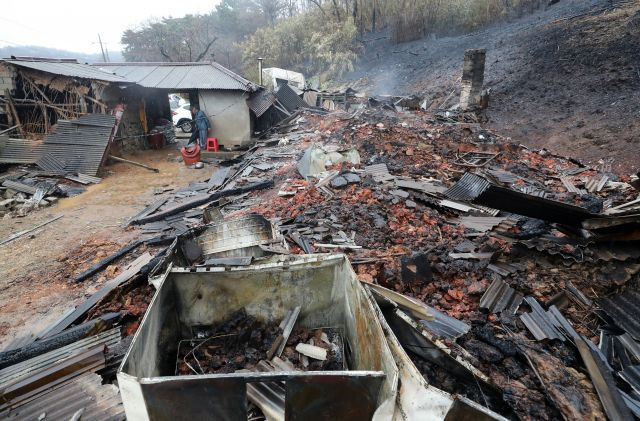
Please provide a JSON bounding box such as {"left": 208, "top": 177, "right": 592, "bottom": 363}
{"left": 98, "top": 34, "right": 107, "bottom": 62}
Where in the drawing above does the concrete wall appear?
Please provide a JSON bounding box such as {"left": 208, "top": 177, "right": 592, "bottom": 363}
{"left": 198, "top": 90, "right": 252, "bottom": 149}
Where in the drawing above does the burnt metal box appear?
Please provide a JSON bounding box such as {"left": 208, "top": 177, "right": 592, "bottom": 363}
{"left": 118, "top": 254, "right": 398, "bottom": 420}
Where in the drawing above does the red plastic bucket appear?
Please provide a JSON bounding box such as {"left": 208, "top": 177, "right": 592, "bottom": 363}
{"left": 181, "top": 144, "right": 201, "bottom": 166}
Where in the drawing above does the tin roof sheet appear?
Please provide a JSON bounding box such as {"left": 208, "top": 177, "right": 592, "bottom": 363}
{"left": 247, "top": 89, "right": 276, "bottom": 117}
{"left": 96, "top": 62, "right": 255, "bottom": 91}
{"left": 2, "top": 59, "right": 129, "bottom": 83}
{"left": 1, "top": 372, "right": 125, "bottom": 421}
{"left": 37, "top": 114, "right": 116, "bottom": 176}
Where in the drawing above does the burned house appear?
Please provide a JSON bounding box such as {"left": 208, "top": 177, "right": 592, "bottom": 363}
{"left": 96, "top": 62, "right": 261, "bottom": 149}
{"left": 0, "top": 57, "right": 130, "bottom": 137}
{"left": 0, "top": 58, "right": 283, "bottom": 153}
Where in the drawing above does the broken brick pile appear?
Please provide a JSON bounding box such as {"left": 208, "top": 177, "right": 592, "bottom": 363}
{"left": 230, "top": 107, "right": 640, "bottom": 419}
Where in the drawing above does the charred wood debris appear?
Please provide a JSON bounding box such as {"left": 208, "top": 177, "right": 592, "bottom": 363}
{"left": 2, "top": 98, "right": 640, "bottom": 421}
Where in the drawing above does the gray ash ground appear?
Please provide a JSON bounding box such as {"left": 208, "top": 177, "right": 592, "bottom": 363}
{"left": 176, "top": 309, "right": 343, "bottom": 375}
{"left": 342, "top": 0, "right": 640, "bottom": 174}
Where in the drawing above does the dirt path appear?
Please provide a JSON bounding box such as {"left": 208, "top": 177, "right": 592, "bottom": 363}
{"left": 0, "top": 147, "right": 213, "bottom": 348}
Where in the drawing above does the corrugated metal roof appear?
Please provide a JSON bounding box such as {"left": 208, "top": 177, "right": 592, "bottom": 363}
{"left": 247, "top": 89, "right": 276, "bottom": 117}
{"left": 0, "top": 329, "right": 121, "bottom": 387}
{"left": 275, "top": 83, "right": 309, "bottom": 112}
{"left": 519, "top": 298, "right": 567, "bottom": 341}
{"left": 2, "top": 59, "right": 129, "bottom": 83}
{"left": 96, "top": 62, "right": 255, "bottom": 91}
{"left": 479, "top": 278, "right": 523, "bottom": 315}
{"left": 418, "top": 304, "right": 470, "bottom": 340}
{"left": 0, "top": 136, "right": 44, "bottom": 164}
{"left": 1, "top": 372, "right": 125, "bottom": 421}
{"left": 444, "top": 172, "right": 597, "bottom": 227}
{"left": 37, "top": 114, "right": 116, "bottom": 176}
{"left": 601, "top": 290, "right": 640, "bottom": 341}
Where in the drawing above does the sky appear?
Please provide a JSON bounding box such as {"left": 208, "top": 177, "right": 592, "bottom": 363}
{"left": 0, "top": 0, "right": 219, "bottom": 54}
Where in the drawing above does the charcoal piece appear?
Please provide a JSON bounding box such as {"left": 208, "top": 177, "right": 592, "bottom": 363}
{"left": 400, "top": 253, "right": 433, "bottom": 285}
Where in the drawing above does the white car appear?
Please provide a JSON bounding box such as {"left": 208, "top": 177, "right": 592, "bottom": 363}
{"left": 171, "top": 103, "right": 193, "bottom": 133}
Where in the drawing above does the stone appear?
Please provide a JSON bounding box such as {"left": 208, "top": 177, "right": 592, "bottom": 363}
{"left": 390, "top": 189, "right": 409, "bottom": 198}
{"left": 405, "top": 199, "right": 417, "bottom": 208}
{"left": 330, "top": 176, "right": 348, "bottom": 188}
{"left": 342, "top": 173, "right": 361, "bottom": 184}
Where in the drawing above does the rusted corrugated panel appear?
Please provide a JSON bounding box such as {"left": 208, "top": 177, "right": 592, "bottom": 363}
{"left": 0, "top": 136, "right": 44, "bottom": 164}
{"left": 444, "top": 172, "right": 491, "bottom": 201}
{"left": 2, "top": 59, "right": 128, "bottom": 83}
{"left": 36, "top": 153, "right": 66, "bottom": 173}
{"left": 1, "top": 372, "right": 124, "bottom": 421}
{"left": 96, "top": 62, "right": 255, "bottom": 91}
{"left": 0, "top": 345, "right": 105, "bottom": 410}
{"left": 519, "top": 298, "right": 566, "bottom": 341}
{"left": 2, "top": 180, "right": 37, "bottom": 195}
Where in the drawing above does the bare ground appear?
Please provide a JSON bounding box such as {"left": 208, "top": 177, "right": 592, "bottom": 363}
{"left": 0, "top": 147, "right": 214, "bottom": 348}
{"left": 345, "top": 0, "right": 640, "bottom": 174}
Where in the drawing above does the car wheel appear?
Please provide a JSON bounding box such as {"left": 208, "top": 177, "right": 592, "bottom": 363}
{"left": 178, "top": 119, "right": 193, "bottom": 133}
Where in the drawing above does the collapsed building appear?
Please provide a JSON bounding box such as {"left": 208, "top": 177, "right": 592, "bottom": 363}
{"left": 1, "top": 46, "right": 640, "bottom": 420}
{"left": 0, "top": 57, "right": 276, "bottom": 151}
{"left": 1, "top": 94, "right": 639, "bottom": 420}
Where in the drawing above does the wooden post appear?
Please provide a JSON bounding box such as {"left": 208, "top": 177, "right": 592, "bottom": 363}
{"left": 20, "top": 72, "right": 66, "bottom": 119}
{"left": 4, "top": 89, "right": 25, "bottom": 138}
{"left": 40, "top": 102, "right": 49, "bottom": 134}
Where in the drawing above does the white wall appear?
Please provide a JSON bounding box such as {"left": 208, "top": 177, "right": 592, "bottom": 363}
{"left": 198, "top": 90, "right": 252, "bottom": 149}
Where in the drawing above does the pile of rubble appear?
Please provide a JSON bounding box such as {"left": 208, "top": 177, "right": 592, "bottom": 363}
{"left": 0, "top": 169, "right": 97, "bottom": 218}
{"left": 232, "top": 107, "right": 639, "bottom": 419}
{"left": 1, "top": 102, "right": 639, "bottom": 420}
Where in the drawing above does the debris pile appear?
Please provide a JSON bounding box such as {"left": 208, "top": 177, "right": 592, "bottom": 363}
{"left": 226, "top": 106, "right": 639, "bottom": 419}
{"left": 2, "top": 101, "right": 639, "bottom": 420}
{"left": 0, "top": 169, "right": 97, "bottom": 218}
{"left": 176, "top": 309, "right": 343, "bottom": 376}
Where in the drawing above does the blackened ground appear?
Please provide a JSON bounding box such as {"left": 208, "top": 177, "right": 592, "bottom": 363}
{"left": 343, "top": 0, "right": 640, "bottom": 174}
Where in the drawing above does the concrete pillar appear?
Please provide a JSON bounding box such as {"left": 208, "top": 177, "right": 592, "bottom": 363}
{"left": 460, "top": 49, "right": 486, "bottom": 111}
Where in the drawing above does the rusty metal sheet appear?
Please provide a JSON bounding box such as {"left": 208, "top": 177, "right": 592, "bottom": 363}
{"left": 0, "top": 345, "right": 106, "bottom": 409}
{"left": 600, "top": 289, "right": 640, "bottom": 341}
{"left": 38, "top": 115, "right": 116, "bottom": 176}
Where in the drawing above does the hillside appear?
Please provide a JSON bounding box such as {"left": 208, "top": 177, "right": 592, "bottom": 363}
{"left": 0, "top": 45, "right": 123, "bottom": 62}
{"left": 344, "top": 0, "right": 640, "bottom": 174}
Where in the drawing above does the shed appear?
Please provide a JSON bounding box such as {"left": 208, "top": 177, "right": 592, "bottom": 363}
{"left": 0, "top": 57, "right": 130, "bottom": 136}
{"left": 96, "top": 62, "right": 259, "bottom": 148}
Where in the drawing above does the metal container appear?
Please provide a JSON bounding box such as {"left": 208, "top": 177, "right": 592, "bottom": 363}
{"left": 118, "top": 254, "right": 398, "bottom": 420}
